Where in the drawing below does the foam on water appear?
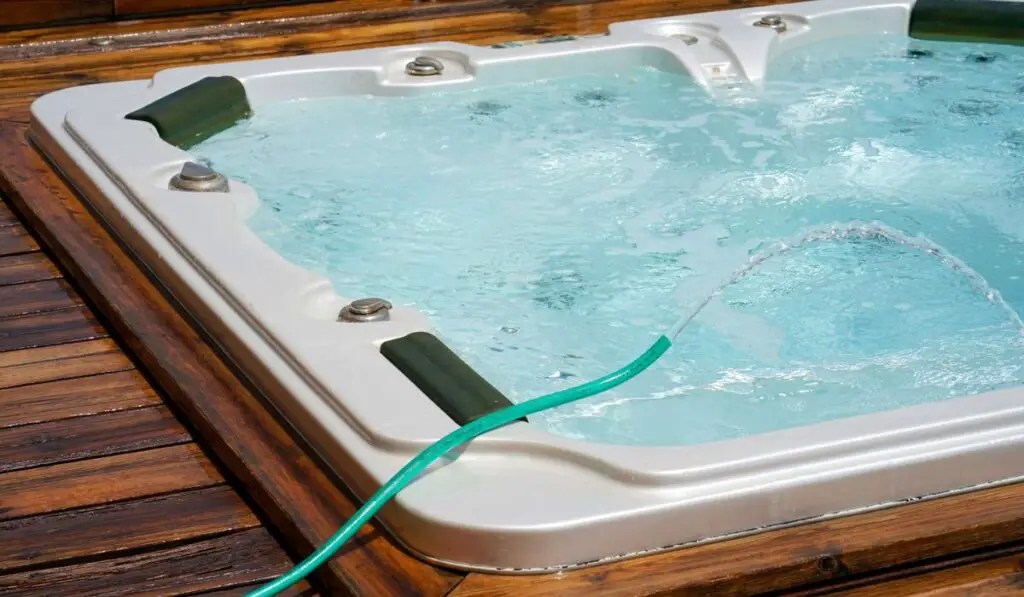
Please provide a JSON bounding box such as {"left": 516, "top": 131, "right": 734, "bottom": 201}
{"left": 193, "top": 35, "right": 1024, "bottom": 446}
{"left": 665, "top": 221, "right": 1024, "bottom": 342}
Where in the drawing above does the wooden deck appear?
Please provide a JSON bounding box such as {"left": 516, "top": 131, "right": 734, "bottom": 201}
{"left": 1, "top": 1, "right": 1024, "bottom": 595}
{"left": 0, "top": 203, "right": 315, "bottom": 594}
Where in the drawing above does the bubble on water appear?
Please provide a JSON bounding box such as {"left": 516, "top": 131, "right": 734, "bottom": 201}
{"left": 905, "top": 48, "right": 933, "bottom": 59}
{"left": 967, "top": 52, "right": 1000, "bottom": 64}
{"left": 548, "top": 371, "right": 577, "bottom": 380}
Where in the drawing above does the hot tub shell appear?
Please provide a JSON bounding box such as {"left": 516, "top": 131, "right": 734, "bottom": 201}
{"left": 30, "top": 0, "right": 1024, "bottom": 572}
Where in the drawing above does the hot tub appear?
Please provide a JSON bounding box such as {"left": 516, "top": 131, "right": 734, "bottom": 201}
{"left": 30, "top": 0, "right": 1024, "bottom": 572}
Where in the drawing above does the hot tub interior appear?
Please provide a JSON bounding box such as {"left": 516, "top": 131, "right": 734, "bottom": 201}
{"left": 191, "top": 33, "right": 1024, "bottom": 447}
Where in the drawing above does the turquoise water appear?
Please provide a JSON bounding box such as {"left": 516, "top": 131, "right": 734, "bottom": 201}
{"left": 193, "top": 35, "right": 1024, "bottom": 446}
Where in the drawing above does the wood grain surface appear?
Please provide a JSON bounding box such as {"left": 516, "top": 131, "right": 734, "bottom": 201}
{"left": 0, "top": 307, "right": 107, "bottom": 352}
{"left": 0, "top": 369, "right": 158, "bottom": 426}
{"left": 0, "top": 443, "right": 224, "bottom": 520}
{"left": 0, "top": 486, "right": 259, "bottom": 572}
{"left": 0, "top": 252, "right": 60, "bottom": 285}
{"left": 0, "top": 201, "right": 16, "bottom": 226}
{"left": 0, "top": 528, "right": 314, "bottom": 596}
{"left": 0, "top": 224, "right": 37, "bottom": 256}
{"left": 115, "top": 0, "right": 332, "bottom": 18}
{"left": 0, "top": 177, "right": 305, "bottom": 592}
{"left": 0, "top": 406, "right": 191, "bottom": 473}
{"left": 0, "top": 279, "right": 83, "bottom": 318}
{"left": 0, "top": 0, "right": 112, "bottom": 30}
{"left": 0, "top": 340, "right": 135, "bottom": 391}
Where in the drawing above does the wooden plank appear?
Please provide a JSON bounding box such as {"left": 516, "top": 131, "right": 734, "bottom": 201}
{"left": 0, "top": 98, "right": 29, "bottom": 126}
{"left": 785, "top": 541, "right": 1024, "bottom": 595}
{"left": 0, "top": 252, "right": 60, "bottom": 286}
{"left": 0, "top": 339, "right": 134, "bottom": 392}
{"left": 0, "top": 406, "right": 190, "bottom": 473}
{"left": 0, "top": 528, "right": 306, "bottom": 597}
{"left": 0, "top": 279, "right": 82, "bottom": 319}
{"left": 922, "top": 577, "right": 1024, "bottom": 596}
{"left": 0, "top": 0, "right": 112, "bottom": 30}
{"left": 0, "top": 306, "right": 107, "bottom": 353}
{"left": 0, "top": 124, "right": 459, "bottom": 595}
{"left": 0, "top": 443, "right": 223, "bottom": 521}
{"left": 115, "top": 0, "right": 333, "bottom": 18}
{"left": 0, "top": 202, "right": 15, "bottom": 227}
{"left": 451, "top": 482, "right": 1024, "bottom": 597}
{"left": 0, "top": 485, "right": 260, "bottom": 572}
{"left": 4, "top": 0, "right": 493, "bottom": 49}
{"left": 0, "top": 370, "right": 156, "bottom": 428}
{"left": 0, "top": 224, "right": 37, "bottom": 256}
{"left": 827, "top": 552, "right": 1024, "bottom": 596}
{"left": 199, "top": 582, "right": 319, "bottom": 596}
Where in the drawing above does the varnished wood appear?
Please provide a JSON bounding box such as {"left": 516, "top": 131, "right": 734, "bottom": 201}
{"left": 0, "top": 406, "right": 191, "bottom": 473}
{"left": 0, "top": 123, "right": 458, "bottom": 595}
{"left": 0, "top": 485, "right": 259, "bottom": 572}
{"left": 2, "top": 0, "right": 502, "bottom": 52}
{"left": 788, "top": 543, "right": 1024, "bottom": 596}
{"left": 0, "top": 339, "right": 134, "bottom": 392}
{"left": 199, "top": 583, "right": 319, "bottom": 596}
{"left": 0, "top": 0, "right": 112, "bottom": 30}
{"left": 0, "top": 278, "right": 82, "bottom": 318}
{"left": 0, "top": 202, "right": 16, "bottom": 227}
{"left": 0, "top": 443, "right": 223, "bottom": 520}
{"left": 0, "top": 306, "right": 107, "bottom": 352}
{"left": 0, "top": 58, "right": 303, "bottom": 597}
{"left": 0, "top": 96, "right": 307, "bottom": 590}
{"left": 0, "top": 370, "right": 157, "bottom": 427}
{"left": 0, "top": 252, "right": 60, "bottom": 285}
{"left": 0, "top": 101, "right": 28, "bottom": 125}
{"left": 923, "top": 577, "right": 1024, "bottom": 596}
{"left": 116, "top": 0, "right": 332, "bottom": 18}
{"left": 0, "top": 527, "right": 316, "bottom": 596}
{"left": 827, "top": 551, "right": 1024, "bottom": 596}
{"left": 0, "top": 223, "right": 37, "bottom": 255}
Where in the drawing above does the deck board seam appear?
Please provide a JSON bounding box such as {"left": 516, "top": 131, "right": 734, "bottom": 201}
{"left": 0, "top": 485, "right": 262, "bottom": 573}
{"left": 0, "top": 404, "right": 194, "bottom": 474}
{"left": 0, "top": 526, "right": 261, "bottom": 577}
{"left": 776, "top": 540, "right": 1024, "bottom": 596}
{"left": 0, "top": 337, "right": 120, "bottom": 363}
{"left": 0, "top": 526, "right": 310, "bottom": 596}
{"left": 0, "top": 362, "right": 134, "bottom": 391}
{"left": 0, "top": 275, "right": 69, "bottom": 288}
{"left": 0, "top": 478, "right": 228, "bottom": 526}
{"left": 0, "top": 247, "right": 38, "bottom": 258}
{"left": 0, "top": 301, "right": 83, "bottom": 321}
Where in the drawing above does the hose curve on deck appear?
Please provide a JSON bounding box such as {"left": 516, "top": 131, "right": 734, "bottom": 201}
{"left": 247, "top": 335, "right": 673, "bottom": 597}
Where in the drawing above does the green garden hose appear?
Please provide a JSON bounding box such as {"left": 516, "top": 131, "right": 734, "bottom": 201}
{"left": 246, "top": 334, "right": 672, "bottom": 597}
